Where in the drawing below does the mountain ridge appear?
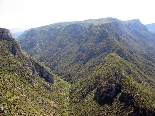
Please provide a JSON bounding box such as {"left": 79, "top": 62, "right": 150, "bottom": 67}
{"left": 18, "top": 18, "right": 155, "bottom": 83}
{"left": 17, "top": 18, "right": 155, "bottom": 115}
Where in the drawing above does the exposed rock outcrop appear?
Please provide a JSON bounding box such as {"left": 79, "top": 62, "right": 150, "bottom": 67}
{"left": 33, "top": 61, "right": 54, "bottom": 84}
{"left": 119, "top": 93, "right": 155, "bottom": 116}
{"left": 0, "top": 28, "right": 13, "bottom": 40}
{"left": 94, "top": 83, "right": 122, "bottom": 105}
{"left": 0, "top": 28, "right": 21, "bottom": 55}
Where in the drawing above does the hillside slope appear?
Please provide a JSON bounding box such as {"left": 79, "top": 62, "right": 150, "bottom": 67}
{"left": 19, "top": 18, "right": 155, "bottom": 83}
{"left": 70, "top": 53, "right": 155, "bottom": 115}
{"left": 0, "top": 28, "right": 70, "bottom": 115}
{"left": 18, "top": 18, "right": 155, "bottom": 115}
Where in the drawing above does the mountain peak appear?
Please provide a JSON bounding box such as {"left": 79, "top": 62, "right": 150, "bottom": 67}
{"left": 0, "top": 28, "right": 13, "bottom": 40}
{"left": 125, "top": 19, "right": 147, "bottom": 31}
{"left": 125, "top": 19, "right": 143, "bottom": 26}
{"left": 128, "top": 19, "right": 140, "bottom": 22}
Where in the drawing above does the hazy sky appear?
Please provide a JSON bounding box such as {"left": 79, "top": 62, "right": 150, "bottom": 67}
{"left": 0, "top": 0, "right": 155, "bottom": 29}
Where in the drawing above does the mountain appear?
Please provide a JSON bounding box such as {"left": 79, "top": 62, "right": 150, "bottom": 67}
{"left": 0, "top": 28, "right": 70, "bottom": 115}
{"left": 70, "top": 53, "right": 155, "bottom": 115}
{"left": 146, "top": 23, "right": 155, "bottom": 33}
{"left": 17, "top": 18, "right": 155, "bottom": 115}
{"left": 18, "top": 18, "right": 155, "bottom": 82}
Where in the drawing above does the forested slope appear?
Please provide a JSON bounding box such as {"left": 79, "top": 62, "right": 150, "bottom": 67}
{"left": 18, "top": 18, "right": 155, "bottom": 115}
{"left": 0, "top": 28, "right": 70, "bottom": 115}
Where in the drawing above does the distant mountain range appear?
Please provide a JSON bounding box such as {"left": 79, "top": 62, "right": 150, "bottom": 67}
{"left": 10, "top": 28, "right": 27, "bottom": 38}
{"left": 17, "top": 18, "right": 155, "bottom": 115}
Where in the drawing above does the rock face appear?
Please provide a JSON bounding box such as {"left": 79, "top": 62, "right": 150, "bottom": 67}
{"left": 119, "top": 93, "right": 134, "bottom": 107}
{"left": 0, "top": 28, "right": 21, "bottom": 55}
{"left": 119, "top": 93, "right": 155, "bottom": 116}
{"left": 0, "top": 28, "right": 13, "bottom": 40}
{"left": 34, "top": 61, "right": 54, "bottom": 84}
{"left": 94, "top": 83, "right": 122, "bottom": 105}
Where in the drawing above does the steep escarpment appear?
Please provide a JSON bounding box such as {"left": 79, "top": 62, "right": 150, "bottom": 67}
{"left": 33, "top": 61, "right": 54, "bottom": 84}
{"left": 0, "top": 28, "right": 70, "bottom": 115}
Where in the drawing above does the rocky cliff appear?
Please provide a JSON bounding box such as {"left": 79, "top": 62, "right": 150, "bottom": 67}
{"left": 0, "top": 28, "right": 13, "bottom": 39}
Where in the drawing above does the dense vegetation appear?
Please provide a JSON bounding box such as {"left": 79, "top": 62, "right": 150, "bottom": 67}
{"left": 18, "top": 18, "right": 155, "bottom": 115}
{"left": 70, "top": 53, "right": 155, "bottom": 115}
{"left": 19, "top": 18, "right": 155, "bottom": 83}
{"left": 0, "top": 28, "right": 70, "bottom": 115}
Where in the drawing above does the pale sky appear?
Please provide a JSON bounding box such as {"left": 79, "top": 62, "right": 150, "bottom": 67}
{"left": 0, "top": 0, "right": 155, "bottom": 29}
